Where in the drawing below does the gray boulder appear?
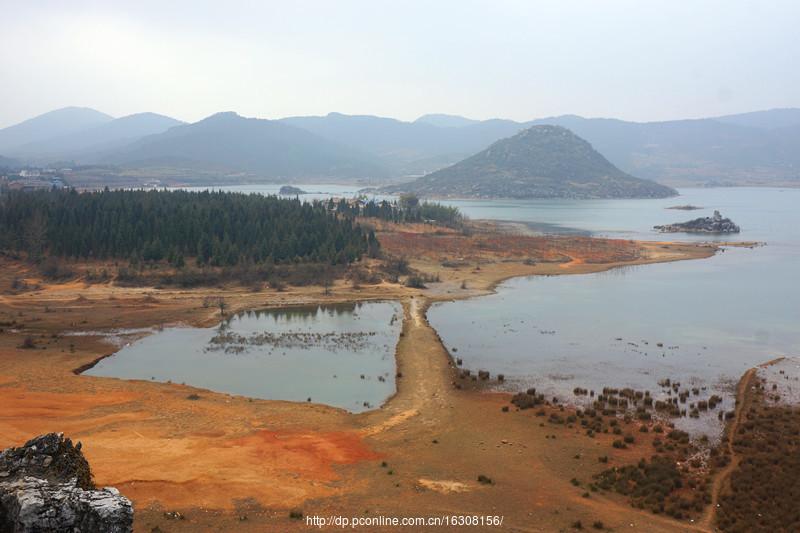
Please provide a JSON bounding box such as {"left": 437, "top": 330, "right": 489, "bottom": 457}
{"left": 0, "top": 433, "right": 132, "bottom": 533}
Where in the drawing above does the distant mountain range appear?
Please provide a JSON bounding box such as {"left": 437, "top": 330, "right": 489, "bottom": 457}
{"left": 525, "top": 111, "right": 800, "bottom": 186}
{"left": 385, "top": 125, "right": 677, "bottom": 199}
{"left": 279, "top": 112, "right": 514, "bottom": 176}
{"left": 1, "top": 106, "right": 799, "bottom": 188}
{"left": 0, "top": 107, "right": 183, "bottom": 161}
{"left": 414, "top": 114, "right": 481, "bottom": 128}
{"left": 15, "top": 112, "right": 184, "bottom": 159}
{"left": 0, "top": 107, "right": 113, "bottom": 154}
{"left": 101, "top": 112, "right": 383, "bottom": 178}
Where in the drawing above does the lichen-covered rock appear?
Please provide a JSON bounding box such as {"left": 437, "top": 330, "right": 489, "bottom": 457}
{"left": 0, "top": 433, "right": 132, "bottom": 533}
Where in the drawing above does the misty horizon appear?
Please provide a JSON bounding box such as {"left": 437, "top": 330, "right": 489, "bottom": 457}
{"left": 4, "top": 104, "right": 800, "bottom": 131}
{"left": 2, "top": 0, "right": 799, "bottom": 129}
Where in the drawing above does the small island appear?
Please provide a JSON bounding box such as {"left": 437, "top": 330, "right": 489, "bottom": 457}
{"left": 654, "top": 210, "right": 740, "bottom": 234}
{"left": 278, "top": 185, "right": 307, "bottom": 196}
{"left": 666, "top": 205, "right": 703, "bottom": 211}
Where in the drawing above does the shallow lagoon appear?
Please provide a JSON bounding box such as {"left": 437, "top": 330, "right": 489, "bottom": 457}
{"left": 85, "top": 301, "right": 402, "bottom": 412}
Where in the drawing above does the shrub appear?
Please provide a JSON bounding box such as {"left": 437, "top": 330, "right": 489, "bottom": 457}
{"left": 18, "top": 336, "right": 36, "bottom": 349}
{"left": 38, "top": 257, "right": 75, "bottom": 280}
{"left": 511, "top": 392, "right": 542, "bottom": 410}
{"left": 405, "top": 275, "right": 426, "bottom": 289}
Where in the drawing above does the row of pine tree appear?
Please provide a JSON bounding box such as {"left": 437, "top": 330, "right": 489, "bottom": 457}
{"left": 0, "top": 189, "right": 374, "bottom": 266}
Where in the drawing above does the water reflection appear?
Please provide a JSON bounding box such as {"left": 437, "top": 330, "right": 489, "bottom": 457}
{"left": 85, "top": 301, "right": 402, "bottom": 412}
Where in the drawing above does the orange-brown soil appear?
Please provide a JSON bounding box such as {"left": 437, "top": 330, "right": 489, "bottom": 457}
{"left": 0, "top": 225, "right": 725, "bottom": 532}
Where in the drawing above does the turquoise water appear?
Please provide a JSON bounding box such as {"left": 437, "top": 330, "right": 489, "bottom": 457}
{"left": 85, "top": 302, "right": 402, "bottom": 412}
{"left": 429, "top": 187, "right": 800, "bottom": 436}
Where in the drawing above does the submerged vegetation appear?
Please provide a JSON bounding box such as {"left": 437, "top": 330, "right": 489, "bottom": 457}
{"left": 506, "top": 384, "right": 719, "bottom": 522}
{"left": 207, "top": 329, "right": 378, "bottom": 355}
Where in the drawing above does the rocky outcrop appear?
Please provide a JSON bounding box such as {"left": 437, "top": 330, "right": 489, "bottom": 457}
{"left": 0, "top": 433, "right": 132, "bottom": 533}
{"left": 654, "top": 210, "right": 741, "bottom": 234}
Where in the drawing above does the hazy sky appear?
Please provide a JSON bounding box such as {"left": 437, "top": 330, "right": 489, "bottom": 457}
{"left": 1, "top": 0, "right": 798, "bottom": 128}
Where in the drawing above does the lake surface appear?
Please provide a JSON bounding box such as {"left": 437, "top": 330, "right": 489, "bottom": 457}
{"left": 429, "top": 187, "right": 800, "bottom": 437}
{"left": 85, "top": 301, "right": 402, "bottom": 412}
{"left": 171, "top": 183, "right": 798, "bottom": 433}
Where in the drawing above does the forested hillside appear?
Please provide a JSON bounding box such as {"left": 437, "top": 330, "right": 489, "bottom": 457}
{"left": 0, "top": 189, "right": 371, "bottom": 266}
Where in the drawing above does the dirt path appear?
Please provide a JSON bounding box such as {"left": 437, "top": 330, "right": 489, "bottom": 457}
{"left": 699, "top": 366, "right": 758, "bottom": 530}
{"left": 360, "top": 297, "right": 451, "bottom": 437}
